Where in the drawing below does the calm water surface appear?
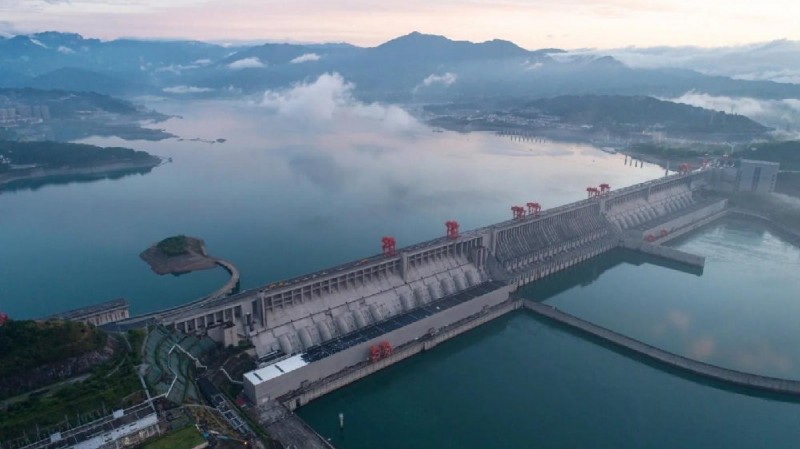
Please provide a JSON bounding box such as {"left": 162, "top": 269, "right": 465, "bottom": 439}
{"left": 299, "top": 222, "right": 800, "bottom": 449}
{"left": 526, "top": 220, "right": 800, "bottom": 378}
{"left": 0, "top": 99, "right": 661, "bottom": 318}
{"left": 5, "top": 98, "right": 800, "bottom": 448}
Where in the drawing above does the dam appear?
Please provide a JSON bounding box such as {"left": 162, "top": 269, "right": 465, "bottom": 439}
{"left": 125, "top": 163, "right": 761, "bottom": 409}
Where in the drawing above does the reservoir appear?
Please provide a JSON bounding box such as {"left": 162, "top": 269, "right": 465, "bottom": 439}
{"left": 0, "top": 99, "right": 662, "bottom": 318}
{"left": 298, "top": 219, "right": 800, "bottom": 448}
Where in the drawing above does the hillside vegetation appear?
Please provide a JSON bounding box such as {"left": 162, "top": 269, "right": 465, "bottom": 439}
{"left": 741, "top": 141, "right": 800, "bottom": 171}
{"left": 0, "top": 319, "right": 106, "bottom": 381}
{"left": 0, "top": 140, "right": 159, "bottom": 173}
{"left": 526, "top": 95, "right": 768, "bottom": 134}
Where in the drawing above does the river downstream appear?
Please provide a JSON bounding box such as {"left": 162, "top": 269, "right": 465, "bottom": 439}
{"left": 298, "top": 219, "right": 800, "bottom": 449}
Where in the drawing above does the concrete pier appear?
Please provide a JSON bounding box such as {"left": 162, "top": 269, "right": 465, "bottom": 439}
{"left": 523, "top": 301, "right": 800, "bottom": 396}
{"left": 619, "top": 239, "right": 705, "bottom": 268}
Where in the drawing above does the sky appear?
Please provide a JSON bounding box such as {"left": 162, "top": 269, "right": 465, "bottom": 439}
{"left": 0, "top": 0, "right": 799, "bottom": 49}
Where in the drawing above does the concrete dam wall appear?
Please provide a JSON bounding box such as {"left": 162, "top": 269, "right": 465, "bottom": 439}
{"left": 152, "top": 170, "right": 729, "bottom": 406}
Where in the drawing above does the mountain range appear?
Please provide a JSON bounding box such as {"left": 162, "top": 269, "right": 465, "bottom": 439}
{"left": 2, "top": 31, "right": 800, "bottom": 103}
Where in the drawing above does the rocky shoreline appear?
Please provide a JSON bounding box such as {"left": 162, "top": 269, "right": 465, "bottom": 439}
{"left": 139, "top": 236, "right": 218, "bottom": 275}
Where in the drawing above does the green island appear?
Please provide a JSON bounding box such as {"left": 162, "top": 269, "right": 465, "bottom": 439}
{"left": 141, "top": 235, "right": 218, "bottom": 275}
{"left": 157, "top": 235, "right": 192, "bottom": 256}
{"left": 0, "top": 140, "right": 162, "bottom": 189}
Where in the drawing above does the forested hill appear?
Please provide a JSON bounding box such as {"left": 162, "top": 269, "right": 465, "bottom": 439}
{"left": 0, "top": 141, "right": 160, "bottom": 173}
{"left": 0, "top": 320, "right": 107, "bottom": 396}
{"left": 526, "top": 95, "right": 769, "bottom": 134}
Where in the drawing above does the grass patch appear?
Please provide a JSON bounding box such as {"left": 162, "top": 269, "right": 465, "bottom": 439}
{"left": 144, "top": 425, "right": 205, "bottom": 449}
{"left": 157, "top": 235, "right": 190, "bottom": 256}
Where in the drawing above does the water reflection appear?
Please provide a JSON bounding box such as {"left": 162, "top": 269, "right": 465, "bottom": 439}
{"left": 522, "top": 219, "right": 800, "bottom": 379}
{"left": 1, "top": 99, "right": 663, "bottom": 319}
{"left": 0, "top": 166, "right": 156, "bottom": 193}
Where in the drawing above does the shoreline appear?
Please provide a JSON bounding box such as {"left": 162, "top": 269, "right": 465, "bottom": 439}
{"left": 0, "top": 156, "right": 164, "bottom": 189}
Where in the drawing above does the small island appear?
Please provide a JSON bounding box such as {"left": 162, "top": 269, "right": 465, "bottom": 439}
{"left": 139, "top": 235, "right": 218, "bottom": 275}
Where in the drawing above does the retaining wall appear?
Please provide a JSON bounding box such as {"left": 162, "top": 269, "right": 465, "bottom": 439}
{"left": 246, "top": 285, "right": 515, "bottom": 405}
{"left": 281, "top": 297, "right": 521, "bottom": 410}
{"left": 524, "top": 301, "right": 800, "bottom": 396}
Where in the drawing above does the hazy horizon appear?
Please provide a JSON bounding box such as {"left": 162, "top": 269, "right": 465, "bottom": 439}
{"left": 1, "top": 0, "right": 799, "bottom": 50}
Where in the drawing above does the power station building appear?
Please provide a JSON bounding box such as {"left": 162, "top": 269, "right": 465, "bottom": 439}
{"left": 736, "top": 159, "right": 779, "bottom": 193}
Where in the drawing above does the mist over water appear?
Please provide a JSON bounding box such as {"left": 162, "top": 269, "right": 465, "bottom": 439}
{"left": 0, "top": 99, "right": 662, "bottom": 319}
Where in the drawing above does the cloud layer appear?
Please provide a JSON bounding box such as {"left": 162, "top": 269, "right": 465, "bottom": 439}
{"left": 421, "top": 72, "right": 457, "bottom": 87}
{"left": 162, "top": 85, "right": 213, "bottom": 94}
{"left": 228, "top": 57, "right": 265, "bottom": 70}
{"left": 290, "top": 53, "right": 320, "bottom": 64}
{"left": 258, "top": 72, "right": 417, "bottom": 131}
{"left": 665, "top": 91, "right": 800, "bottom": 136}
{"left": 557, "top": 40, "right": 800, "bottom": 84}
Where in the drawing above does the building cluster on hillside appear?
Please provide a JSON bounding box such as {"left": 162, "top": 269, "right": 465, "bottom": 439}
{"left": 0, "top": 104, "right": 51, "bottom": 125}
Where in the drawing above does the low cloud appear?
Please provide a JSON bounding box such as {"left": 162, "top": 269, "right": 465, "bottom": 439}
{"left": 29, "top": 37, "right": 47, "bottom": 48}
{"left": 290, "top": 53, "right": 320, "bottom": 64}
{"left": 554, "top": 40, "right": 800, "bottom": 84}
{"left": 258, "top": 72, "right": 417, "bottom": 131}
{"left": 162, "top": 85, "right": 214, "bottom": 94}
{"left": 57, "top": 45, "right": 74, "bottom": 54}
{"left": 421, "top": 72, "right": 457, "bottom": 87}
{"left": 522, "top": 60, "right": 543, "bottom": 71}
{"left": 228, "top": 57, "right": 266, "bottom": 70}
{"left": 664, "top": 91, "right": 800, "bottom": 135}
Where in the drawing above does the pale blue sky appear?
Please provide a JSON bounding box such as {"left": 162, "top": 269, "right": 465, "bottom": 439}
{"left": 0, "top": 0, "right": 797, "bottom": 49}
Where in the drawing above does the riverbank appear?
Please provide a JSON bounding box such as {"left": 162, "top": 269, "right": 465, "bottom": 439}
{"left": 0, "top": 157, "right": 162, "bottom": 189}
{"left": 0, "top": 140, "right": 163, "bottom": 189}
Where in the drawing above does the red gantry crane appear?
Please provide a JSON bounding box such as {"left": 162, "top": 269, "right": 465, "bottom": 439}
{"left": 511, "top": 206, "right": 526, "bottom": 219}
{"left": 381, "top": 236, "right": 396, "bottom": 256}
{"left": 526, "top": 202, "right": 541, "bottom": 217}
{"left": 446, "top": 220, "right": 460, "bottom": 240}
{"left": 599, "top": 183, "right": 611, "bottom": 195}
{"left": 586, "top": 187, "right": 600, "bottom": 199}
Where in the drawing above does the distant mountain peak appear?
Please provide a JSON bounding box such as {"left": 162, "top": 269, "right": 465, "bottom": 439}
{"left": 373, "top": 31, "right": 530, "bottom": 61}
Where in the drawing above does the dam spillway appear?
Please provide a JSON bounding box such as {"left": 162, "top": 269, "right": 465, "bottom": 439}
{"left": 150, "top": 168, "right": 729, "bottom": 406}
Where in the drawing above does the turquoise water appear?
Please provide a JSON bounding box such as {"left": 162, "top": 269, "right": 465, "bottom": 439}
{"left": 298, "top": 313, "right": 800, "bottom": 449}
{"left": 5, "top": 97, "right": 800, "bottom": 448}
{"left": 0, "top": 99, "right": 662, "bottom": 318}
{"left": 298, "top": 221, "right": 800, "bottom": 448}
{"left": 526, "top": 220, "right": 800, "bottom": 378}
